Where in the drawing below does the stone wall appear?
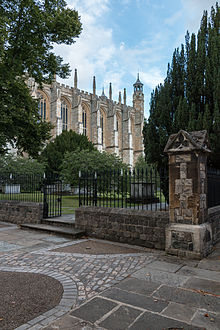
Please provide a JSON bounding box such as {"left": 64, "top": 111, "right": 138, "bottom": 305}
{"left": 0, "top": 200, "right": 43, "bottom": 225}
{"left": 208, "top": 206, "right": 220, "bottom": 244}
{"left": 75, "top": 206, "right": 169, "bottom": 250}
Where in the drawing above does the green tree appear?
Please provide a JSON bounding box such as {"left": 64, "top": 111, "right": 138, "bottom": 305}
{"left": 143, "top": 3, "right": 220, "bottom": 173}
{"left": 40, "top": 130, "right": 95, "bottom": 175}
{"left": 0, "top": 154, "right": 45, "bottom": 175}
{"left": 61, "top": 149, "right": 128, "bottom": 186}
{"left": 0, "top": 0, "right": 82, "bottom": 156}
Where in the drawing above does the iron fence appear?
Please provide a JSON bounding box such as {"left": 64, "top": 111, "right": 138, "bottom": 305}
{"left": 79, "top": 168, "right": 168, "bottom": 211}
{"left": 0, "top": 173, "right": 62, "bottom": 218}
{"left": 207, "top": 167, "right": 220, "bottom": 208}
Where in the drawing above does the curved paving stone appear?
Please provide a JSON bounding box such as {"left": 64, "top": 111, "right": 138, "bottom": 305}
{"left": 0, "top": 225, "right": 219, "bottom": 330}
{"left": 0, "top": 236, "right": 155, "bottom": 329}
{"left": 0, "top": 266, "right": 77, "bottom": 329}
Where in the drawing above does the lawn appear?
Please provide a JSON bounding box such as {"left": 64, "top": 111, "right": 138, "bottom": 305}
{"left": 0, "top": 189, "right": 166, "bottom": 215}
{"left": 0, "top": 193, "right": 80, "bottom": 215}
{"left": 62, "top": 195, "right": 79, "bottom": 214}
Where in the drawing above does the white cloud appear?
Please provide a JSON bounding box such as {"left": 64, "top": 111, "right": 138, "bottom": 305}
{"left": 55, "top": 0, "right": 217, "bottom": 115}
{"left": 141, "top": 69, "right": 164, "bottom": 89}
{"left": 164, "top": 10, "right": 183, "bottom": 26}
{"left": 181, "top": 0, "right": 217, "bottom": 32}
{"left": 55, "top": 0, "right": 115, "bottom": 91}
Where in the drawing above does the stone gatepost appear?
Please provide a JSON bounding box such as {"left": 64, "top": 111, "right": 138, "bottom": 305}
{"left": 164, "top": 130, "right": 213, "bottom": 259}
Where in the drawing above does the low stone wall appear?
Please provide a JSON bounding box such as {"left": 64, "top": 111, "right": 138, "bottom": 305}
{"left": 0, "top": 200, "right": 43, "bottom": 225}
{"left": 75, "top": 206, "right": 169, "bottom": 250}
{"left": 208, "top": 206, "right": 220, "bottom": 244}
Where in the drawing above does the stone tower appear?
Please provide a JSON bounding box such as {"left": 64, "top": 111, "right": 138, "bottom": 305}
{"left": 132, "top": 74, "right": 144, "bottom": 164}
{"left": 133, "top": 73, "right": 144, "bottom": 112}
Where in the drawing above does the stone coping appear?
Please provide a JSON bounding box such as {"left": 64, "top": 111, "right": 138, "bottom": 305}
{"left": 76, "top": 206, "right": 169, "bottom": 216}
{"left": 0, "top": 200, "right": 43, "bottom": 206}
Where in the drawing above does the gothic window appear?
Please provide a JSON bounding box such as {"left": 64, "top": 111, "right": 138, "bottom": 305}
{"left": 61, "top": 100, "right": 68, "bottom": 131}
{"left": 38, "top": 93, "right": 46, "bottom": 120}
{"left": 116, "top": 119, "right": 119, "bottom": 131}
{"left": 82, "top": 103, "right": 91, "bottom": 139}
{"left": 82, "top": 110, "right": 87, "bottom": 136}
{"left": 100, "top": 114, "right": 104, "bottom": 145}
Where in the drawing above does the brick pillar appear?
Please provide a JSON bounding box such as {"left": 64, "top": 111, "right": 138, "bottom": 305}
{"left": 164, "top": 130, "right": 213, "bottom": 259}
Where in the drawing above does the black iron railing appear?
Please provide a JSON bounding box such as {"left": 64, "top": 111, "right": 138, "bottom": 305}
{"left": 0, "top": 173, "right": 44, "bottom": 203}
{"left": 207, "top": 167, "right": 220, "bottom": 208}
{"left": 79, "top": 168, "right": 168, "bottom": 211}
{"left": 0, "top": 173, "right": 62, "bottom": 218}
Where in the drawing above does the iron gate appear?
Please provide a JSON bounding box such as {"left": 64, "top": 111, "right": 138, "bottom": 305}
{"left": 207, "top": 167, "right": 220, "bottom": 208}
{"left": 43, "top": 179, "right": 62, "bottom": 218}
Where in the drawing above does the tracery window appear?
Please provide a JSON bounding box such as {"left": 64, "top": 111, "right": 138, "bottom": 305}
{"left": 38, "top": 94, "right": 46, "bottom": 120}
{"left": 82, "top": 110, "right": 87, "bottom": 136}
{"left": 61, "top": 100, "right": 68, "bottom": 131}
{"left": 116, "top": 119, "right": 119, "bottom": 131}
{"left": 100, "top": 113, "right": 104, "bottom": 145}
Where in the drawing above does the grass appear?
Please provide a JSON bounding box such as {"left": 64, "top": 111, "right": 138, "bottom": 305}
{"left": 61, "top": 195, "right": 79, "bottom": 214}
{"left": 0, "top": 189, "right": 166, "bottom": 215}
{"left": 0, "top": 193, "right": 79, "bottom": 215}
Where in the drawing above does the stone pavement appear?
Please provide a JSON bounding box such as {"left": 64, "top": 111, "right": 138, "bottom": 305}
{"left": 0, "top": 221, "right": 219, "bottom": 330}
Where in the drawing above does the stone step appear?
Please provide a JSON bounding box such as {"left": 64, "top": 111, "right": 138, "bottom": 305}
{"left": 20, "top": 223, "right": 85, "bottom": 239}
{"left": 41, "top": 217, "right": 75, "bottom": 228}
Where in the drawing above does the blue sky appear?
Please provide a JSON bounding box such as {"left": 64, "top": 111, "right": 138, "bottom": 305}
{"left": 55, "top": 0, "right": 217, "bottom": 117}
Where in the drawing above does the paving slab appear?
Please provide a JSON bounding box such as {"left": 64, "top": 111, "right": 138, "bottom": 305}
{"left": 182, "top": 277, "right": 220, "bottom": 295}
{"left": 98, "top": 305, "right": 142, "bottom": 330}
{"left": 0, "top": 223, "right": 8, "bottom": 228}
{"left": 70, "top": 297, "right": 117, "bottom": 323}
{"left": 114, "top": 277, "right": 160, "bottom": 296}
{"left": 153, "top": 285, "right": 220, "bottom": 313}
{"left": 101, "top": 287, "right": 168, "bottom": 312}
{"left": 198, "top": 259, "right": 220, "bottom": 272}
{"left": 42, "top": 314, "right": 98, "bottom": 330}
{"left": 161, "top": 302, "right": 196, "bottom": 323}
{"left": 0, "top": 241, "right": 23, "bottom": 252}
{"left": 145, "top": 260, "right": 183, "bottom": 272}
{"left": 132, "top": 266, "right": 189, "bottom": 286}
{"left": 191, "top": 310, "right": 220, "bottom": 330}
{"left": 206, "top": 246, "right": 220, "bottom": 258}
{"left": 129, "top": 310, "right": 202, "bottom": 330}
{"left": 0, "top": 225, "right": 219, "bottom": 330}
{"left": 42, "top": 237, "right": 71, "bottom": 243}
{"left": 177, "top": 265, "right": 220, "bottom": 281}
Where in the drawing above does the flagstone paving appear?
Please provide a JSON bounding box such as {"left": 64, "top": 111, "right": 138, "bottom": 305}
{"left": 0, "top": 221, "right": 219, "bottom": 330}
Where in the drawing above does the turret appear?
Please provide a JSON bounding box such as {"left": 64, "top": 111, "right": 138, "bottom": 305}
{"left": 118, "top": 91, "right": 121, "bottom": 105}
{"left": 109, "top": 82, "right": 112, "bottom": 100}
{"left": 133, "top": 73, "right": 144, "bottom": 113}
{"left": 123, "top": 88, "right": 126, "bottom": 105}
{"left": 132, "top": 73, "right": 144, "bottom": 165}
{"left": 74, "top": 69, "right": 78, "bottom": 88}
{"left": 93, "top": 76, "right": 96, "bottom": 95}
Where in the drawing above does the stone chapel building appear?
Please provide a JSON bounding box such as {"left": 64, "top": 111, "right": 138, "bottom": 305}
{"left": 28, "top": 69, "right": 144, "bottom": 167}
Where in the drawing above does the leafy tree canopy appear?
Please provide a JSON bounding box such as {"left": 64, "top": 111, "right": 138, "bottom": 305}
{"left": 40, "top": 130, "right": 95, "bottom": 175}
{"left": 61, "top": 149, "right": 128, "bottom": 186}
{"left": 0, "top": 154, "right": 45, "bottom": 175}
{"left": 143, "top": 3, "right": 220, "bottom": 170}
{"left": 0, "top": 0, "right": 82, "bottom": 156}
{"left": 134, "top": 154, "right": 151, "bottom": 171}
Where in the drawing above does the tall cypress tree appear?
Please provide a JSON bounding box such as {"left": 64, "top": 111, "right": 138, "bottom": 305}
{"left": 143, "top": 3, "right": 220, "bottom": 173}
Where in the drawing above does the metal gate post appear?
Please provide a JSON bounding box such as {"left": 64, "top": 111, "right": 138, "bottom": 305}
{"left": 43, "top": 184, "right": 48, "bottom": 218}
